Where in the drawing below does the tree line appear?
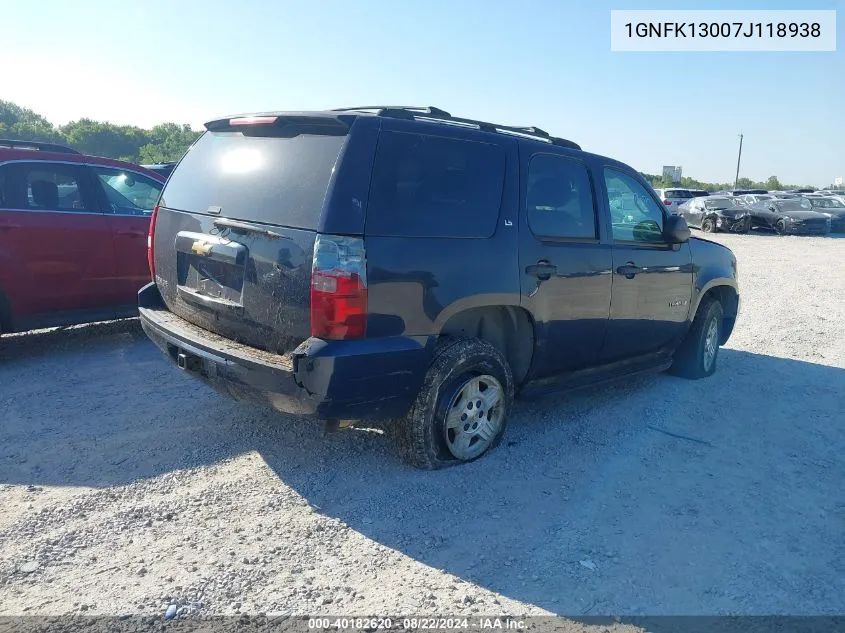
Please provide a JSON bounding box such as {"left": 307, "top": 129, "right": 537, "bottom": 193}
{"left": 0, "top": 100, "right": 200, "bottom": 165}
{"left": 641, "top": 173, "right": 819, "bottom": 192}
{"left": 1, "top": 99, "right": 830, "bottom": 188}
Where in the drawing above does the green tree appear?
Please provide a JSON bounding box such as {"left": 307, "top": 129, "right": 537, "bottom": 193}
{"left": 60, "top": 119, "right": 151, "bottom": 161}
{"left": 0, "top": 99, "right": 62, "bottom": 143}
{"left": 138, "top": 123, "right": 200, "bottom": 163}
{"left": 765, "top": 176, "right": 782, "bottom": 190}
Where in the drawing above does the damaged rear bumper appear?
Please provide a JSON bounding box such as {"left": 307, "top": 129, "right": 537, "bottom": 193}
{"left": 138, "top": 283, "right": 427, "bottom": 421}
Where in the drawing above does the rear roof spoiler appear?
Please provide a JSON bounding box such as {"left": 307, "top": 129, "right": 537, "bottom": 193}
{"left": 204, "top": 107, "right": 580, "bottom": 150}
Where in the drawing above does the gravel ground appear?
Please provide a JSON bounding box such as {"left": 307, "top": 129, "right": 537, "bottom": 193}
{"left": 1, "top": 232, "right": 844, "bottom": 620}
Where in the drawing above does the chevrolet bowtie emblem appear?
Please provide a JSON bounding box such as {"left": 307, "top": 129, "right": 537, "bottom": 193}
{"left": 191, "top": 241, "right": 213, "bottom": 256}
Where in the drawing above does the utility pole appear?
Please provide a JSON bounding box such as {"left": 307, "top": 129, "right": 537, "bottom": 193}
{"left": 734, "top": 133, "right": 744, "bottom": 189}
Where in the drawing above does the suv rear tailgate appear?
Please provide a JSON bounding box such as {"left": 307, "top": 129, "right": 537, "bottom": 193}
{"left": 152, "top": 115, "right": 352, "bottom": 354}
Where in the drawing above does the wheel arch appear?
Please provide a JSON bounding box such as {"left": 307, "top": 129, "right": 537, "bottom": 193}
{"left": 436, "top": 305, "right": 535, "bottom": 385}
{"left": 691, "top": 280, "right": 739, "bottom": 345}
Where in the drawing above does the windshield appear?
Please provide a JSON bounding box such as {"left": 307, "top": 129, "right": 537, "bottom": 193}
{"left": 810, "top": 198, "right": 845, "bottom": 208}
{"left": 776, "top": 200, "right": 813, "bottom": 211}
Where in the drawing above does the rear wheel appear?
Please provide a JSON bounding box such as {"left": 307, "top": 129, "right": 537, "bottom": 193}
{"left": 669, "top": 297, "right": 723, "bottom": 379}
{"left": 393, "top": 338, "right": 514, "bottom": 469}
{"left": 775, "top": 219, "right": 788, "bottom": 235}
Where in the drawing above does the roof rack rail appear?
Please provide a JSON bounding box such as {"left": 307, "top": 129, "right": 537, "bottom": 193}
{"left": 332, "top": 106, "right": 581, "bottom": 150}
{"left": 0, "top": 138, "right": 81, "bottom": 154}
{"left": 332, "top": 106, "right": 453, "bottom": 118}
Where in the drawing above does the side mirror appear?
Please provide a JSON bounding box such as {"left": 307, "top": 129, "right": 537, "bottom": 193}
{"left": 664, "top": 214, "right": 690, "bottom": 243}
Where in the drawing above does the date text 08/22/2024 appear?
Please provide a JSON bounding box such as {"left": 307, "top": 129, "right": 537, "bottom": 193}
{"left": 308, "top": 618, "right": 526, "bottom": 630}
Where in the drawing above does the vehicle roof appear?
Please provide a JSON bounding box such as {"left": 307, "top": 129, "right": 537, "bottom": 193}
{"left": 205, "top": 106, "right": 602, "bottom": 154}
{"left": 0, "top": 148, "right": 165, "bottom": 181}
{"left": 201, "top": 107, "right": 653, "bottom": 179}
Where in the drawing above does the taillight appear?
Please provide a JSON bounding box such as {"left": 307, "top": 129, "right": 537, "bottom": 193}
{"left": 310, "top": 235, "right": 367, "bottom": 340}
{"left": 663, "top": 199, "right": 672, "bottom": 205}
{"left": 147, "top": 204, "right": 158, "bottom": 280}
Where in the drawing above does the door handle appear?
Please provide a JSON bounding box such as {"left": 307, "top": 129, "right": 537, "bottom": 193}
{"left": 525, "top": 261, "right": 557, "bottom": 281}
{"left": 115, "top": 230, "right": 146, "bottom": 237}
{"left": 616, "top": 262, "right": 643, "bottom": 279}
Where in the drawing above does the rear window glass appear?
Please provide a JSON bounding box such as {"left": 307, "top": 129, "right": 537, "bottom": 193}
{"left": 366, "top": 131, "right": 506, "bottom": 238}
{"left": 667, "top": 190, "right": 693, "bottom": 199}
{"left": 160, "top": 130, "right": 347, "bottom": 229}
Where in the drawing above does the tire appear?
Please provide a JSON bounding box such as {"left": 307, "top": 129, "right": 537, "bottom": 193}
{"left": 669, "top": 297, "right": 724, "bottom": 380}
{"left": 393, "top": 337, "right": 514, "bottom": 469}
{"left": 701, "top": 217, "right": 717, "bottom": 233}
{"left": 775, "top": 219, "right": 788, "bottom": 235}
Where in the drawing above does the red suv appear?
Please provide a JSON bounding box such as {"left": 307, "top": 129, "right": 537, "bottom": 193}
{"left": 0, "top": 139, "right": 165, "bottom": 334}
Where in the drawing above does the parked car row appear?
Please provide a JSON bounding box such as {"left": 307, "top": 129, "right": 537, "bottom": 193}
{"left": 662, "top": 186, "right": 845, "bottom": 235}
{"left": 0, "top": 139, "right": 166, "bottom": 334}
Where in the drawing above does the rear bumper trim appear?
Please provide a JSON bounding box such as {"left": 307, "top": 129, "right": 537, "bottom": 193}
{"left": 138, "top": 283, "right": 427, "bottom": 421}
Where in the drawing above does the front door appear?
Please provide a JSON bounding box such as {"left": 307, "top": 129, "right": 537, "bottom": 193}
{"left": 91, "top": 166, "right": 163, "bottom": 306}
{"left": 600, "top": 168, "right": 693, "bottom": 362}
{"left": 682, "top": 198, "right": 703, "bottom": 228}
{"left": 519, "top": 152, "right": 612, "bottom": 379}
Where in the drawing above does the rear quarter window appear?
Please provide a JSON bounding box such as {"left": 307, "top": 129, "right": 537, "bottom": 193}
{"left": 365, "top": 131, "right": 506, "bottom": 238}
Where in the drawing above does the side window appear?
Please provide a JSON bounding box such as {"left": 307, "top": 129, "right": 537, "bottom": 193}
{"left": 366, "top": 131, "right": 506, "bottom": 238}
{"left": 526, "top": 154, "right": 596, "bottom": 239}
{"left": 0, "top": 168, "right": 5, "bottom": 208}
{"left": 604, "top": 169, "right": 665, "bottom": 243}
{"left": 23, "top": 165, "right": 90, "bottom": 211}
{"left": 94, "top": 167, "right": 162, "bottom": 215}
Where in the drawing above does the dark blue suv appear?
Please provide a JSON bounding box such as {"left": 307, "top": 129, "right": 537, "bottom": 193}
{"left": 139, "top": 106, "right": 739, "bottom": 468}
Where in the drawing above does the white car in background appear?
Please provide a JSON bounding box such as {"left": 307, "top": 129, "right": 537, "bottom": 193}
{"left": 654, "top": 188, "right": 695, "bottom": 215}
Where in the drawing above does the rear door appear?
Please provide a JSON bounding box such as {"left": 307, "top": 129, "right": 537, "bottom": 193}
{"left": 0, "top": 161, "right": 114, "bottom": 318}
{"left": 152, "top": 114, "right": 363, "bottom": 354}
{"left": 518, "top": 151, "right": 612, "bottom": 378}
{"left": 600, "top": 167, "right": 694, "bottom": 361}
{"left": 91, "top": 166, "right": 163, "bottom": 306}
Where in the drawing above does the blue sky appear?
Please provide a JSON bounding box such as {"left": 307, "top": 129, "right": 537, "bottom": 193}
{"left": 1, "top": 0, "right": 842, "bottom": 185}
